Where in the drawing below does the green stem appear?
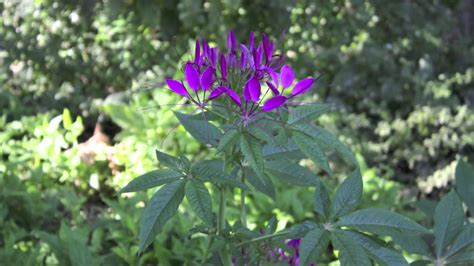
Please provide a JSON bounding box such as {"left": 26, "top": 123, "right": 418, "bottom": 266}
{"left": 201, "top": 235, "right": 214, "bottom": 263}
{"left": 240, "top": 168, "right": 247, "bottom": 227}
{"left": 217, "top": 186, "right": 231, "bottom": 265}
{"left": 236, "top": 231, "right": 289, "bottom": 248}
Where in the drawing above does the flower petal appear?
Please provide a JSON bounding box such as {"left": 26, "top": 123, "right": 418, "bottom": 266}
{"left": 200, "top": 67, "right": 214, "bottom": 91}
{"left": 194, "top": 40, "right": 200, "bottom": 65}
{"left": 266, "top": 67, "right": 279, "bottom": 88}
{"left": 280, "top": 65, "right": 294, "bottom": 89}
{"left": 208, "top": 86, "right": 226, "bottom": 100}
{"left": 291, "top": 78, "right": 315, "bottom": 96}
{"left": 220, "top": 54, "right": 227, "bottom": 80}
{"left": 266, "top": 82, "right": 280, "bottom": 96}
{"left": 227, "top": 31, "right": 236, "bottom": 52}
{"left": 166, "top": 79, "right": 188, "bottom": 97}
{"left": 247, "top": 76, "right": 261, "bottom": 102}
{"left": 225, "top": 88, "right": 242, "bottom": 106}
{"left": 185, "top": 63, "right": 200, "bottom": 91}
{"left": 243, "top": 82, "right": 251, "bottom": 102}
{"left": 262, "top": 95, "right": 287, "bottom": 112}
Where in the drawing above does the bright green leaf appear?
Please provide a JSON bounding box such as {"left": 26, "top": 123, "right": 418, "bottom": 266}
{"left": 332, "top": 230, "right": 371, "bottom": 266}
{"left": 174, "top": 111, "right": 222, "bottom": 146}
{"left": 434, "top": 190, "right": 465, "bottom": 257}
{"left": 139, "top": 180, "right": 185, "bottom": 252}
{"left": 288, "top": 103, "right": 332, "bottom": 124}
{"left": 185, "top": 181, "right": 213, "bottom": 226}
{"left": 299, "top": 228, "right": 329, "bottom": 265}
{"left": 337, "top": 208, "right": 429, "bottom": 234}
{"left": 344, "top": 231, "right": 409, "bottom": 266}
{"left": 455, "top": 160, "right": 474, "bottom": 214}
{"left": 118, "top": 169, "right": 184, "bottom": 194}
{"left": 331, "top": 169, "right": 363, "bottom": 219}
{"left": 293, "top": 130, "right": 333, "bottom": 175}
{"left": 265, "top": 159, "right": 318, "bottom": 186}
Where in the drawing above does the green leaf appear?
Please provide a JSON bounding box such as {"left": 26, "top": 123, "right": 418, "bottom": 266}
{"left": 455, "top": 160, "right": 474, "bottom": 214}
{"left": 216, "top": 128, "right": 240, "bottom": 153}
{"left": 118, "top": 169, "right": 184, "bottom": 194}
{"left": 434, "top": 190, "right": 465, "bottom": 257}
{"left": 185, "top": 181, "right": 213, "bottom": 226}
{"left": 294, "top": 124, "right": 357, "bottom": 166}
{"left": 410, "top": 260, "right": 432, "bottom": 266}
{"left": 331, "top": 230, "right": 371, "bottom": 266}
{"left": 314, "top": 180, "right": 331, "bottom": 220}
{"left": 174, "top": 111, "right": 222, "bottom": 146}
{"left": 293, "top": 130, "right": 333, "bottom": 175}
{"left": 445, "top": 224, "right": 474, "bottom": 258}
{"left": 139, "top": 180, "right": 185, "bottom": 252}
{"left": 330, "top": 169, "right": 363, "bottom": 219}
{"left": 337, "top": 208, "right": 429, "bottom": 234}
{"left": 155, "top": 150, "right": 186, "bottom": 171}
{"left": 265, "top": 159, "right": 318, "bottom": 186}
{"left": 414, "top": 199, "right": 437, "bottom": 218}
{"left": 343, "top": 231, "right": 409, "bottom": 266}
{"left": 191, "top": 160, "right": 229, "bottom": 182}
{"left": 446, "top": 250, "right": 474, "bottom": 265}
{"left": 240, "top": 133, "right": 264, "bottom": 175}
{"left": 363, "top": 227, "right": 431, "bottom": 256}
{"left": 289, "top": 103, "right": 332, "bottom": 124}
{"left": 244, "top": 167, "right": 275, "bottom": 200}
{"left": 299, "top": 228, "right": 329, "bottom": 265}
{"left": 262, "top": 142, "right": 304, "bottom": 161}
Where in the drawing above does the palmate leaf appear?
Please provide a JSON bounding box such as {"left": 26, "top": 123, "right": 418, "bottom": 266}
{"left": 174, "top": 111, "right": 222, "bottom": 146}
{"left": 191, "top": 160, "right": 248, "bottom": 190}
{"left": 265, "top": 159, "right": 318, "bottom": 186}
{"left": 240, "top": 133, "right": 264, "bottom": 175}
{"left": 244, "top": 167, "right": 275, "bottom": 200}
{"left": 330, "top": 169, "right": 363, "bottom": 219}
{"left": 445, "top": 224, "right": 474, "bottom": 258}
{"left": 139, "top": 180, "right": 185, "bottom": 252}
{"left": 288, "top": 103, "right": 332, "bottom": 124}
{"left": 299, "top": 227, "right": 329, "bottom": 265}
{"left": 292, "top": 130, "right": 333, "bottom": 175}
{"left": 155, "top": 150, "right": 187, "bottom": 171}
{"left": 434, "top": 190, "right": 465, "bottom": 257}
{"left": 118, "top": 169, "right": 184, "bottom": 194}
{"left": 314, "top": 180, "right": 331, "bottom": 220}
{"left": 362, "top": 227, "right": 431, "bottom": 256}
{"left": 446, "top": 250, "right": 474, "bottom": 265}
{"left": 455, "top": 160, "right": 474, "bottom": 214}
{"left": 294, "top": 124, "right": 357, "bottom": 166}
{"left": 185, "top": 181, "right": 213, "bottom": 226}
{"left": 216, "top": 128, "right": 240, "bottom": 153}
{"left": 331, "top": 230, "right": 371, "bottom": 266}
{"left": 262, "top": 142, "right": 304, "bottom": 161}
{"left": 336, "top": 208, "right": 429, "bottom": 234}
{"left": 343, "top": 230, "right": 409, "bottom": 266}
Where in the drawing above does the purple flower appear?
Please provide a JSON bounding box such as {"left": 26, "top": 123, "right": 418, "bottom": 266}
{"left": 165, "top": 31, "right": 318, "bottom": 118}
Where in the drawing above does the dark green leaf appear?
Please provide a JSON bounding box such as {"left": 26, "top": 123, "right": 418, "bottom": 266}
{"left": 446, "top": 250, "right": 474, "bottom": 265}
{"left": 331, "top": 169, "right": 363, "bottom": 219}
{"left": 191, "top": 160, "right": 228, "bottom": 182}
{"left": 216, "top": 128, "right": 240, "bottom": 153}
{"left": 288, "top": 103, "right": 332, "bottom": 124}
{"left": 445, "top": 224, "right": 474, "bottom": 258}
{"left": 155, "top": 150, "right": 186, "bottom": 170}
{"left": 240, "top": 133, "right": 264, "bottom": 175}
{"left": 262, "top": 142, "right": 304, "bottom": 160}
{"left": 265, "top": 159, "right": 318, "bottom": 186}
{"left": 293, "top": 130, "right": 333, "bottom": 175}
{"left": 314, "top": 180, "right": 331, "bottom": 220}
{"left": 294, "top": 124, "right": 357, "bottom": 166}
{"left": 414, "top": 199, "right": 437, "bottom": 218}
{"left": 410, "top": 260, "right": 432, "bottom": 266}
{"left": 174, "top": 111, "right": 222, "bottom": 146}
{"left": 343, "top": 231, "right": 409, "bottom": 266}
{"left": 299, "top": 228, "right": 329, "bottom": 265}
{"left": 331, "top": 230, "right": 371, "bottom": 266}
{"left": 434, "top": 190, "right": 465, "bottom": 257}
{"left": 455, "top": 160, "right": 474, "bottom": 214}
{"left": 337, "top": 208, "right": 429, "bottom": 234}
{"left": 139, "top": 180, "right": 185, "bottom": 252}
{"left": 244, "top": 167, "right": 275, "bottom": 200}
{"left": 185, "top": 181, "right": 213, "bottom": 226}
{"left": 118, "top": 169, "right": 184, "bottom": 193}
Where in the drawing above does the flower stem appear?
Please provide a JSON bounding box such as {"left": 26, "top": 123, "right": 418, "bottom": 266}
{"left": 217, "top": 186, "right": 231, "bottom": 265}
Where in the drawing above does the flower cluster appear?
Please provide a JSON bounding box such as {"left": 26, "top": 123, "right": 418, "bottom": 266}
{"left": 166, "top": 31, "right": 317, "bottom": 121}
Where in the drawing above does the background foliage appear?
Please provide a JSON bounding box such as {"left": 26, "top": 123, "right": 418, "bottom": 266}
{"left": 1, "top": 0, "right": 473, "bottom": 264}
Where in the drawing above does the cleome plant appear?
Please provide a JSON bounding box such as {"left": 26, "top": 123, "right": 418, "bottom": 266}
{"left": 118, "top": 32, "right": 474, "bottom": 265}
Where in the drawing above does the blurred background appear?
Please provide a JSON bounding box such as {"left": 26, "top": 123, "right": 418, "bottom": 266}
{"left": 1, "top": 0, "right": 473, "bottom": 265}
